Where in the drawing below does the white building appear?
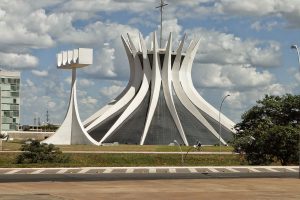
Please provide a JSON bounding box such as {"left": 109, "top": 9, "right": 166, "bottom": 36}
{"left": 43, "top": 33, "right": 235, "bottom": 146}
{"left": 0, "top": 71, "right": 20, "bottom": 131}
{"left": 84, "top": 33, "right": 235, "bottom": 146}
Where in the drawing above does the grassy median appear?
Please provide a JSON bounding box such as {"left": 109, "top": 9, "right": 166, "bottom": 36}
{"left": 0, "top": 152, "right": 243, "bottom": 168}
{"left": 0, "top": 141, "right": 242, "bottom": 168}
{"left": 1, "top": 141, "right": 234, "bottom": 152}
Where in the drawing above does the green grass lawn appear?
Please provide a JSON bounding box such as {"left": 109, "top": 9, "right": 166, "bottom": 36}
{"left": 1, "top": 141, "right": 234, "bottom": 152}
{"left": 0, "top": 153, "right": 243, "bottom": 168}
{"left": 0, "top": 141, "right": 239, "bottom": 167}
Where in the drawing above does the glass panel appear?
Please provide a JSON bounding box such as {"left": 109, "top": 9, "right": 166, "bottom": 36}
{"left": 13, "top": 110, "right": 19, "bottom": 117}
{"left": 10, "top": 105, "right": 19, "bottom": 110}
{"left": 11, "top": 92, "right": 19, "bottom": 97}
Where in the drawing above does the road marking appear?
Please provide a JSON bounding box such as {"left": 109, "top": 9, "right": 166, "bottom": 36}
{"left": 264, "top": 167, "right": 279, "bottom": 172}
{"left": 248, "top": 168, "right": 261, "bottom": 172}
{"left": 149, "top": 168, "right": 156, "bottom": 173}
{"left": 266, "top": 168, "right": 279, "bottom": 172}
{"left": 5, "top": 169, "right": 21, "bottom": 174}
{"left": 168, "top": 168, "right": 176, "bottom": 173}
{"left": 56, "top": 169, "right": 68, "bottom": 174}
{"left": 31, "top": 169, "right": 45, "bottom": 174}
{"left": 207, "top": 168, "right": 219, "bottom": 173}
{"left": 188, "top": 168, "right": 198, "bottom": 173}
{"left": 286, "top": 168, "right": 298, "bottom": 172}
{"left": 126, "top": 168, "right": 134, "bottom": 173}
{"left": 103, "top": 168, "right": 113, "bottom": 173}
{"left": 226, "top": 168, "right": 239, "bottom": 173}
{"left": 78, "top": 168, "right": 90, "bottom": 174}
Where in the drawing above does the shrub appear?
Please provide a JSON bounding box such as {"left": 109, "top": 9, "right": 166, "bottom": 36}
{"left": 16, "top": 140, "right": 69, "bottom": 164}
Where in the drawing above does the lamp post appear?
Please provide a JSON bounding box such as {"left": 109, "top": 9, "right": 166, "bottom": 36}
{"left": 290, "top": 44, "right": 300, "bottom": 179}
{"left": 219, "top": 94, "right": 230, "bottom": 164}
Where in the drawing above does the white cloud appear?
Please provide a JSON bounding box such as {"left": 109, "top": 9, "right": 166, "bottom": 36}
{"left": 32, "top": 70, "right": 48, "bottom": 77}
{"left": 251, "top": 21, "right": 279, "bottom": 31}
{"left": 64, "top": 77, "right": 71, "bottom": 84}
{"left": 215, "top": 0, "right": 300, "bottom": 27}
{"left": 0, "top": 52, "right": 38, "bottom": 69}
{"left": 80, "top": 96, "right": 98, "bottom": 105}
{"left": 99, "top": 83, "right": 125, "bottom": 99}
{"left": 193, "top": 64, "right": 274, "bottom": 89}
{"left": 85, "top": 45, "right": 117, "bottom": 78}
{"left": 60, "top": 0, "right": 154, "bottom": 14}
{"left": 221, "top": 82, "right": 292, "bottom": 122}
{"left": 79, "top": 79, "right": 95, "bottom": 87}
{"left": 21, "top": 75, "right": 69, "bottom": 124}
{"left": 188, "top": 28, "right": 281, "bottom": 68}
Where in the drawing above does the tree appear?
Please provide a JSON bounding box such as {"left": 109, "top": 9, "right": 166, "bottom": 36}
{"left": 233, "top": 94, "right": 300, "bottom": 165}
{"left": 16, "top": 140, "right": 69, "bottom": 164}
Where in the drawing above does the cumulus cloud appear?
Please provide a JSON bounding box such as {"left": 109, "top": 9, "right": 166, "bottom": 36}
{"left": 184, "top": 27, "right": 280, "bottom": 94}
{"left": 251, "top": 21, "right": 279, "bottom": 31}
{"left": 60, "top": 0, "right": 154, "bottom": 14}
{"left": 79, "top": 79, "right": 95, "bottom": 87}
{"left": 0, "top": 52, "right": 38, "bottom": 69}
{"left": 188, "top": 28, "right": 281, "bottom": 68}
{"left": 32, "top": 70, "right": 48, "bottom": 77}
{"left": 0, "top": 10, "right": 55, "bottom": 49}
{"left": 214, "top": 0, "right": 300, "bottom": 27}
{"left": 216, "top": 83, "right": 292, "bottom": 122}
{"left": 21, "top": 77, "right": 68, "bottom": 124}
{"left": 193, "top": 64, "right": 275, "bottom": 90}
{"left": 80, "top": 96, "right": 98, "bottom": 105}
{"left": 99, "top": 82, "right": 125, "bottom": 99}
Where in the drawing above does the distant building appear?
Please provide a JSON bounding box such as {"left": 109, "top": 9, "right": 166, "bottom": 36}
{"left": 0, "top": 71, "right": 20, "bottom": 131}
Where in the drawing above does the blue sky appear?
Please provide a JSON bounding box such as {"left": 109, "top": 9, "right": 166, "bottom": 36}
{"left": 1, "top": 0, "right": 300, "bottom": 125}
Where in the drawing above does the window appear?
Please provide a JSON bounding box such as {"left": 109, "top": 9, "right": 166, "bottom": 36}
{"left": 13, "top": 110, "right": 19, "bottom": 117}
{"left": 9, "top": 124, "right": 16, "bottom": 130}
{"left": 3, "top": 111, "right": 12, "bottom": 117}
{"left": 11, "top": 85, "right": 17, "bottom": 91}
{"left": 10, "top": 105, "right": 19, "bottom": 110}
{"left": 11, "top": 92, "right": 19, "bottom": 97}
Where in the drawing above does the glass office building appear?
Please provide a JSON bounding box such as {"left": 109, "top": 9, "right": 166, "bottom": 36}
{"left": 0, "top": 71, "right": 20, "bottom": 131}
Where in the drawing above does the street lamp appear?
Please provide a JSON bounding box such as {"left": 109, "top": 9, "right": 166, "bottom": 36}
{"left": 219, "top": 94, "right": 230, "bottom": 163}
{"left": 291, "top": 44, "right": 300, "bottom": 179}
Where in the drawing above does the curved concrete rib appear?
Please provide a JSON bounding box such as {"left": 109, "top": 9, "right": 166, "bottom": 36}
{"left": 83, "top": 36, "right": 135, "bottom": 127}
{"left": 161, "top": 33, "right": 189, "bottom": 146}
{"left": 180, "top": 41, "right": 235, "bottom": 133}
{"left": 99, "top": 33, "right": 151, "bottom": 144}
{"left": 71, "top": 72, "right": 99, "bottom": 145}
{"left": 86, "top": 36, "right": 142, "bottom": 133}
{"left": 57, "top": 53, "right": 62, "bottom": 67}
{"left": 172, "top": 37, "right": 227, "bottom": 145}
{"left": 43, "top": 69, "right": 97, "bottom": 145}
{"left": 140, "top": 32, "right": 162, "bottom": 145}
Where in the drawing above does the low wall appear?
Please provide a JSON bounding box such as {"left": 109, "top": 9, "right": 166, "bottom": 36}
{"left": 6, "top": 131, "right": 54, "bottom": 141}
